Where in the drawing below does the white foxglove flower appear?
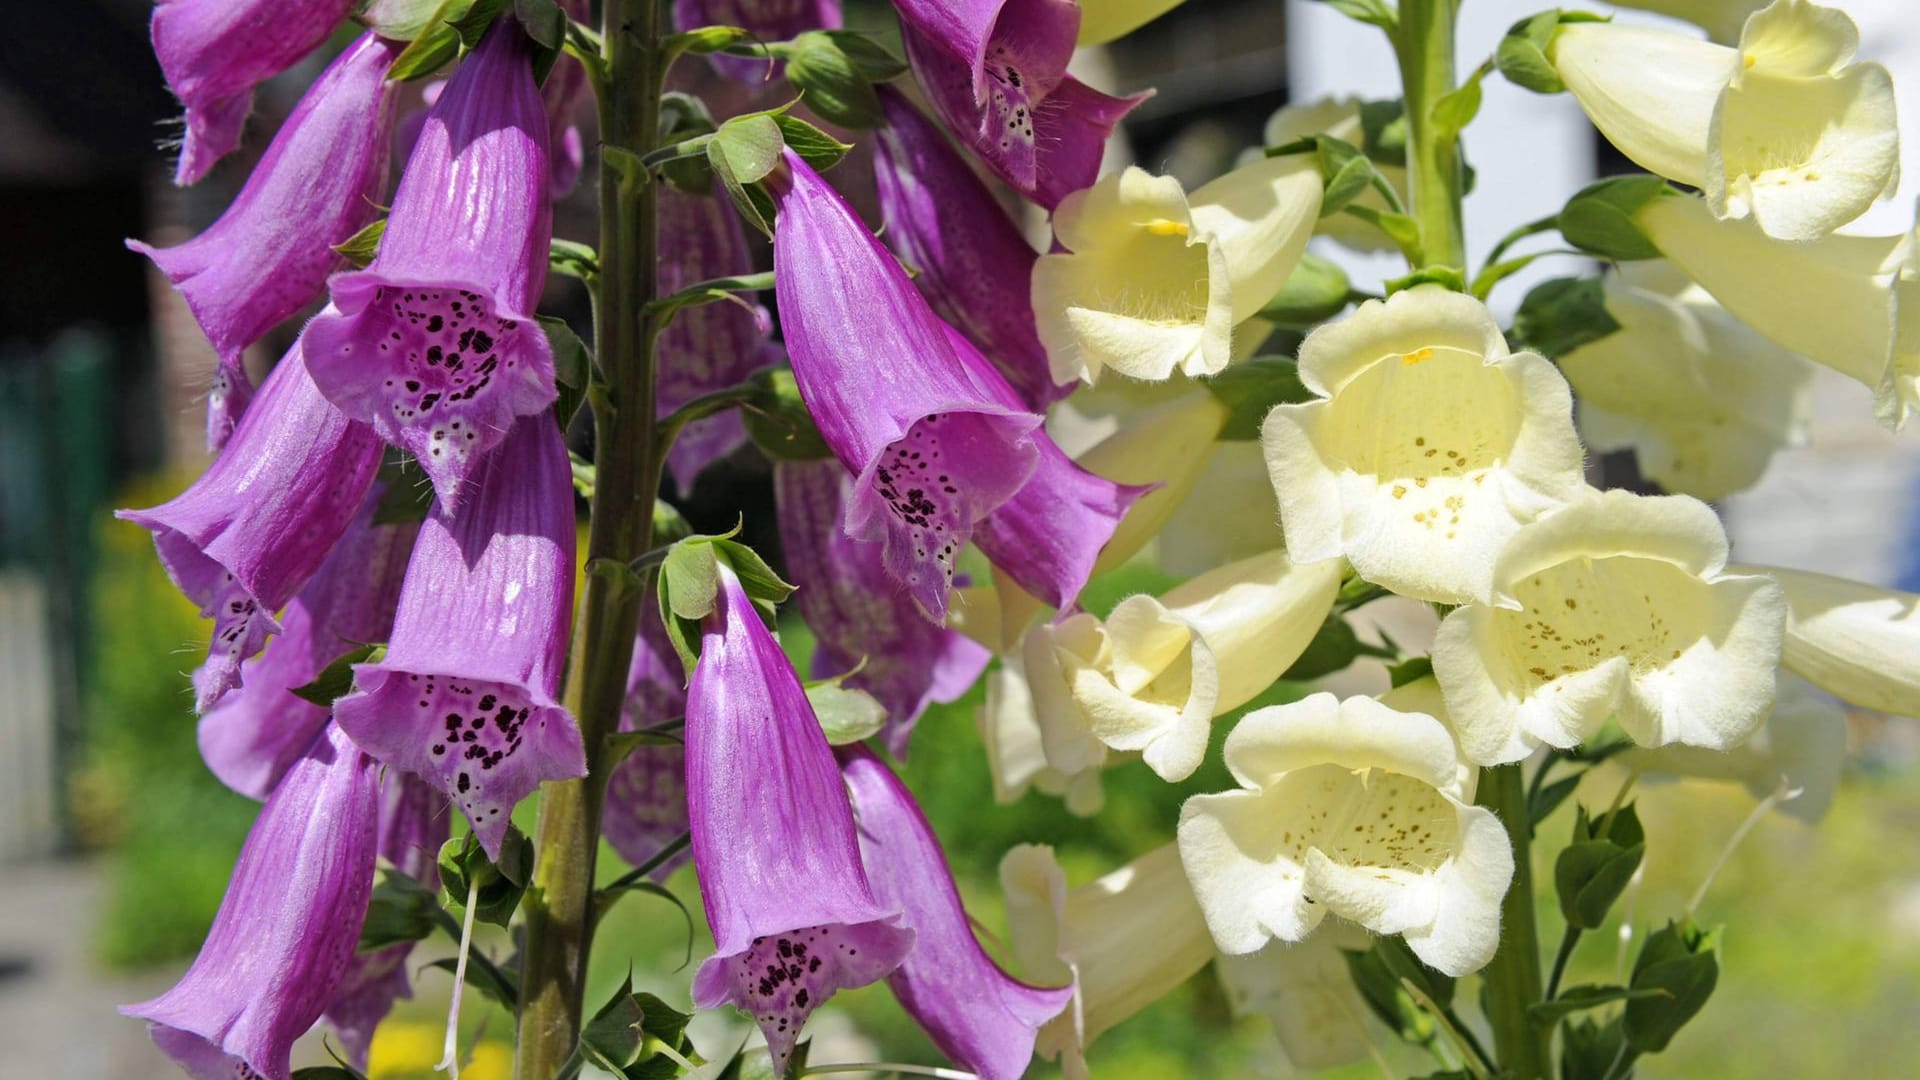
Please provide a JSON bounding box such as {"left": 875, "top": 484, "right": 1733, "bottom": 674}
{"left": 1177, "top": 691, "right": 1512, "bottom": 976}
{"left": 979, "top": 652, "right": 1106, "bottom": 816}
{"left": 1261, "top": 285, "right": 1585, "bottom": 605}
{"left": 1033, "top": 156, "right": 1323, "bottom": 385}
{"left": 1736, "top": 564, "right": 1920, "bottom": 718}
{"left": 1214, "top": 923, "right": 1373, "bottom": 1070}
{"left": 1625, "top": 673, "right": 1847, "bottom": 823}
{"left": 1263, "top": 97, "right": 1409, "bottom": 256}
{"left": 1553, "top": 0, "right": 1899, "bottom": 240}
{"left": 1433, "top": 488, "right": 1787, "bottom": 764}
{"left": 1024, "top": 549, "right": 1344, "bottom": 782}
{"left": 1002, "top": 843, "right": 1217, "bottom": 1078}
{"left": 1603, "top": 0, "right": 1769, "bottom": 45}
{"left": 1559, "top": 261, "right": 1815, "bottom": 501}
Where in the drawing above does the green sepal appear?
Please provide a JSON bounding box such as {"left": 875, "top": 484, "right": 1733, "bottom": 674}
{"left": 357, "top": 0, "right": 455, "bottom": 40}
{"left": 1554, "top": 802, "right": 1646, "bottom": 930}
{"left": 1530, "top": 983, "right": 1672, "bottom": 1025}
{"left": 664, "top": 25, "right": 763, "bottom": 64}
{"left": 1356, "top": 98, "right": 1408, "bottom": 167}
{"left": 513, "top": 0, "right": 566, "bottom": 50}
{"left": 773, "top": 113, "right": 854, "bottom": 172}
{"left": 1431, "top": 62, "right": 1486, "bottom": 141}
{"left": 578, "top": 974, "right": 651, "bottom": 1073}
{"left": 711, "top": 113, "right": 784, "bottom": 185}
{"left": 1385, "top": 265, "right": 1467, "bottom": 296}
{"left": 658, "top": 93, "right": 720, "bottom": 192}
{"left": 804, "top": 665, "right": 888, "bottom": 745}
{"left": 437, "top": 828, "right": 533, "bottom": 929}
{"left": 1558, "top": 175, "right": 1670, "bottom": 261}
{"left": 782, "top": 30, "right": 905, "bottom": 129}
{"left": 1261, "top": 251, "right": 1353, "bottom": 326}
{"left": 1561, "top": 1015, "right": 1630, "bottom": 1080}
{"left": 448, "top": 0, "right": 508, "bottom": 47}
{"left": 290, "top": 644, "right": 378, "bottom": 707}
{"left": 1202, "top": 355, "right": 1313, "bottom": 440}
{"left": 1624, "top": 919, "right": 1720, "bottom": 1052}
{"left": 1513, "top": 275, "right": 1621, "bottom": 359}
{"left": 332, "top": 218, "right": 386, "bottom": 268}
{"left": 539, "top": 315, "right": 592, "bottom": 427}
{"left": 1342, "top": 936, "right": 1450, "bottom": 1045}
{"left": 549, "top": 238, "right": 600, "bottom": 283}
{"left": 741, "top": 367, "right": 834, "bottom": 460}
{"left": 385, "top": 0, "right": 480, "bottom": 80}
{"left": 656, "top": 529, "right": 794, "bottom": 669}
{"left": 1282, "top": 614, "right": 1364, "bottom": 681}
{"left": 1387, "top": 654, "right": 1434, "bottom": 688}
{"left": 357, "top": 867, "right": 441, "bottom": 951}
{"left": 1497, "top": 10, "right": 1569, "bottom": 95}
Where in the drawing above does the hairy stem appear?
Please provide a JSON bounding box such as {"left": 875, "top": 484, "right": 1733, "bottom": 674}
{"left": 1476, "top": 763, "right": 1553, "bottom": 1079}
{"left": 1396, "top": 0, "right": 1468, "bottom": 269}
{"left": 516, "top": 0, "right": 665, "bottom": 1074}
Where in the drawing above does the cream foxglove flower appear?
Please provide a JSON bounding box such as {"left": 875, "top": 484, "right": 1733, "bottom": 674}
{"left": 1032, "top": 156, "right": 1323, "bottom": 386}
{"left": 1214, "top": 923, "right": 1373, "bottom": 1070}
{"left": 1263, "top": 97, "right": 1408, "bottom": 256}
{"left": 1078, "top": 388, "right": 1233, "bottom": 575}
{"left": 1078, "top": 0, "right": 1187, "bottom": 45}
{"left": 1433, "top": 488, "right": 1787, "bottom": 765}
{"left": 1559, "top": 261, "right": 1815, "bottom": 501}
{"left": 1023, "top": 549, "right": 1344, "bottom": 782}
{"left": 1002, "top": 843, "right": 1216, "bottom": 1079}
{"left": 1553, "top": 0, "right": 1899, "bottom": 241}
{"left": 1624, "top": 673, "right": 1847, "bottom": 823}
{"left": 1603, "top": 0, "right": 1769, "bottom": 45}
{"left": 1735, "top": 564, "right": 1920, "bottom": 717}
{"left": 1636, "top": 192, "right": 1919, "bottom": 427}
{"left": 1176, "top": 691, "right": 1512, "bottom": 976}
{"left": 1156, "top": 441, "right": 1281, "bottom": 576}
{"left": 979, "top": 652, "right": 1106, "bottom": 816}
{"left": 1260, "top": 285, "right": 1585, "bottom": 605}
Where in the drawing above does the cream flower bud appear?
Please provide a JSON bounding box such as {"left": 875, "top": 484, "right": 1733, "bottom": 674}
{"left": 1433, "top": 488, "right": 1787, "bottom": 764}
{"left": 1624, "top": 673, "right": 1847, "bottom": 823}
{"left": 1214, "top": 923, "right": 1373, "bottom": 1070}
{"left": 1261, "top": 285, "right": 1586, "bottom": 605}
{"left": 1559, "top": 261, "right": 1814, "bottom": 501}
{"left": 979, "top": 651, "right": 1106, "bottom": 816}
{"left": 1553, "top": 0, "right": 1899, "bottom": 240}
{"left": 1176, "top": 692, "right": 1512, "bottom": 976}
{"left": 1263, "top": 97, "right": 1408, "bottom": 255}
{"left": 1002, "top": 843, "right": 1216, "bottom": 1078}
{"left": 1735, "top": 563, "right": 1920, "bottom": 718}
{"left": 1033, "top": 156, "right": 1323, "bottom": 385}
{"left": 1024, "top": 549, "right": 1344, "bottom": 782}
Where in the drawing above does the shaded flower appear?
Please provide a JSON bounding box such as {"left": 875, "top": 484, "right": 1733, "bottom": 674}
{"left": 1623, "top": 672, "right": 1847, "bottom": 823}
{"left": 1738, "top": 563, "right": 1920, "bottom": 718}
{"left": 1214, "top": 923, "right": 1373, "bottom": 1071}
{"left": 542, "top": 0, "right": 596, "bottom": 195}
{"left": 978, "top": 651, "right": 1107, "bottom": 815}
{"left": 603, "top": 590, "right": 693, "bottom": 879}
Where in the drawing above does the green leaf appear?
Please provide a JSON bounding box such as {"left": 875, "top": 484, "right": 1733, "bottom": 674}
{"left": 290, "top": 645, "right": 376, "bottom": 708}
{"left": 549, "top": 238, "right": 599, "bottom": 282}
{"left": 773, "top": 113, "right": 854, "bottom": 171}
{"left": 582, "top": 977, "right": 650, "bottom": 1071}
{"left": 1342, "top": 204, "right": 1424, "bottom": 264}
{"left": 1321, "top": 148, "right": 1378, "bottom": 218}
{"left": 1558, "top": 175, "right": 1669, "bottom": 261}
{"left": 1282, "top": 615, "right": 1364, "bottom": 681}
{"left": 1387, "top": 654, "right": 1433, "bottom": 688}
{"left": 1356, "top": 98, "right": 1408, "bottom": 167}
{"left": 1554, "top": 804, "right": 1646, "bottom": 929}
{"left": 713, "top": 538, "right": 796, "bottom": 605}
{"left": 657, "top": 93, "right": 721, "bottom": 192}
{"left": 1529, "top": 771, "right": 1582, "bottom": 826}
{"left": 539, "top": 315, "right": 592, "bottom": 427}
{"left": 438, "top": 829, "right": 533, "bottom": 929}
{"left": 1385, "top": 265, "right": 1467, "bottom": 295}
{"left": 1625, "top": 920, "right": 1719, "bottom": 1052}
{"left": 1561, "top": 1015, "right": 1630, "bottom": 1080}
{"left": 1531, "top": 983, "right": 1671, "bottom": 1024}
{"left": 627, "top": 993, "right": 700, "bottom": 1080}
{"left": 1513, "top": 276, "right": 1621, "bottom": 359}
{"left": 805, "top": 679, "right": 887, "bottom": 745}
{"left": 358, "top": 869, "right": 441, "bottom": 951}
{"left": 332, "top": 218, "right": 386, "bottom": 268}
{"left": 741, "top": 366, "right": 833, "bottom": 460}
{"left": 1202, "top": 356, "right": 1313, "bottom": 440}
{"left": 1431, "top": 64, "right": 1485, "bottom": 140}
{"left": 1497, "top": 10, "right": 1567, "bottom": 95}
{"left": 1260, "top": 252, "right": 1352, "bottom": 326}
{"left": 425, "top": 954, "right": 520, "bottom": 1008}
{"left": 1311, "top": 0, "right": 1399, "bottom": 31}
{"left": 1343, "top": 942, "right": 1437, "bottom": 1045}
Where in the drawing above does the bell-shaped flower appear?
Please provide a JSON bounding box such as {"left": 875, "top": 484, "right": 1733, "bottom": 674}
{"left": 1077, "top": 0, "right": 1187, "bottom": 45}
{"left": 604, "top": 597, "right": 693, "bottom": 878}
{"left": 1551, "top": 0, "right": 1899, "bottom": 240}
{"left": 1559, "top": 261, "right": 1814, "bottom": 501}
{"left": 1634, "top": 191, "right": 1918, "bottom": 428}
{"left": 1024, "top": 549, "right": 1343, "bottom": 782}
{"left": 334, "top": 415, "right": 584, "bottom": 858}
{"left": 1433, "top": 488, "right": 1787, "bottom": 764}
{"left": 1075, "top": 388, "right": 1233, "bottom": 576}
{"left": 839, "top": 746, "right": 1072, "bottom": 1080}
{"left": 872, "top": 88, "right": 1059, "bottom": 409}
{"left": 1737, "top": 563, "right": 1920, "bottom": 717}
{"left": 1001, "top": 843, "right": 1216, "bottom": 1077}
{"left": 1263, "top": 97, "right": 1407, "bottom": 255}
{"left": 1214, "top": 923, "right": 1372, "bottom": 1071}
{"left": 122, "top": 723, "right": 380, "bottom": 1080}
{"left": 148, "top": 0, "right": 356, "bottom": 185}
{"left": 676, "top": 0, "right": 842, "bottom": 81}
{"left": 1157, "top": 441, "right": 1281, "bottom": 576}
{"left": 1623, "top": 673, "right": 1847, "bottom": 823}
{"left": 775, "top": 459, "right": 990, "bottom": 755}
{"left": 1176, "top": 691, "right": 1511, "bottom": 976}
{"left": 979, "top": 652, "right": 1107, "bottom": 815}
{"left": 686, "top": 561, "right": 914, "bottom": 1074}
{"left": 131, "top": 32, "right": 403, "bottom": 450}
{"left": 1033, "top": 157, "right": 1324, "bottom": 385}
{"left": 1603, "top": 0, "right": 1768, "bottom": 45}
{"left": 305, "top": 22, "right": 556, "bottom": 509}
{"left": 770, "top": 149, "right": 1043, "bottom": 620}
{"left": 198, "top": 484, "right": 419, "bottom": 800}
{"left": 118, "top": 343, "right": 385, "bottom": 712}
{"left": 1261, "top": 286, "right": 1585, "bottom": 605}
{"left": 890, "top": 0, "right": 1146, "bottom": 208}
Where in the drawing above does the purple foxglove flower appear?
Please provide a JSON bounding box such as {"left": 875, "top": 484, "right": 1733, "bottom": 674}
{"left": 122, "top": 722, "right": 380, "bottom": 1080}
{"left": 687, "top": 562, "right": 914, "bottom": 1074}
{"left": 770, "top": 150, "right": 1043, "bottom": 620}
{"left": 198, "top": 483, "right": 420, "bottom": 800}
{"left": 131, "top": 32, "right": 404, "bottom": 451}
{"left": 305, "top": 22, "right": 556, "bottom": 510}
{"left": 325, "top": 771, "right": 451, "bottom": 1067}
{"left": 204, "top": 356, "right": 254, "bottom": 455}
{"left": 659, "top": 185, "right": 777, "bottom": 491}
{"left": 890, "top": 0, "right": 1146, "bottom": 208}
{"left": 334, "top": 415, "right": 584, "bottom": 858}
{"left": 543, "top": 0, "right": 593, "bottom": 196}
{"left": 871, "top": 88, "right": 1063, "bottom": 409}
{"left": 774, "top": 458, "right": 990, "bottom": 755}
{"left": 839, "top": 746, "right": 1071, "bottom": 1080}
{"left": 118, "top": 343, "right": 385, "bottom": 713}
{"left": 603, "top": 595, "right": 693, "bottom": 878}
{"left": 675, "top": 0, "right": 843, "bottom": 82}
{"left": 150, "top": 0, "right": 357, "bottom": 185}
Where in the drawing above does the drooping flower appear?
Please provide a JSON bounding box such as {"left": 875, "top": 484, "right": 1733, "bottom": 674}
{"left": 1556, "top": 262, "right": 1814, "bottom": 501}
{"left": 1623, "top": 673, "right": 1847, "bottom": 823}
{"left": 889, "top": 0, "right": 1147, "bottom": 208}
{"left": 1260, "top": 285, "right": 1586, "bottom": 605}
{"left": 1551, "top": 0, "right": 1899, "bottom": 240}
{"left": 334, "top": 415, "right": 584, "bottom": 858}
{"left": 198, "top": 483, "right": 420, "bottom": 800}
{"left": 769, "top": 149, "right": 1043, "bottom": 620}
{"left": 603, "top": 594, "right": 693, "bottom": 878}
{"left": 774, "top": 459, "right": 990, "bottom": 755}
{"left": 978, "top": 651, "right": 1107, "bottom": 815}
{"left": 686, "top": 561, "right": 914, "bottom": 1074}
{"left": 118, "top": 344, "right": 385, "bottom": 713}
{"left": 839, "top": 746, "right": 1071, "bottom": 1080}
{"left": 131, "top": 31, "right": 403, "bottom": 450}
{"left": 1263, "top": 97, "right": 1408, "bottom": 255}
{"left": 149, "top": 0, "right": 357, "bottom": 185}
{"left": 675, "top": 0, "right": 843, "bottom": 82}
{"left": 122, "top": 723, "right": 380, "bottom": 1080}
{"left": 1071, "top": 388, "right": 1233, "bottom": 578}
{"left": 305, "top": 22, "right": 556, "bottom": 509}
{"left": 1077, "top": 0, "right": 1188, "bottom": 45}
{"left": 871, "top": 87, "right": 1060, "bottom": 408}
{"left": 1176, "top": 689, "right": 1512, "bottom": 976}
{"left": 1001, "top": 843, "right": 1217, "bottom": 1077}
{"left": 1432, "top": 488, "right": 1787, "bottom": 764}
{"left": 1157, "top": 441, "right": 1281, "bottom": 577}
{"left": 1213, "top": 923, "right": 1373, "bottom": 1071}
{"left": 1033, "top": 157, "right": 1324, "bottom": 385}
{"left": 1736, "top": 563, "right": 1920, "bottom": 718}
{"left": 1023, "top": 549, "right": 1343, "bottom": 782}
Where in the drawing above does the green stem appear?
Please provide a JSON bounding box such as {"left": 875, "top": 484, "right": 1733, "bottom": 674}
{"left": 1476, "top": 763, "right": 1553, "bottom": 1079}
{"left": 1395, "top": 0, "right": 1467, "bottom": 270}
{"left": 515, "top": 0, "right": 665, "bottom": 1074}
{"left": 1545, "top": 924, "right": 1581, "bottom": 1001}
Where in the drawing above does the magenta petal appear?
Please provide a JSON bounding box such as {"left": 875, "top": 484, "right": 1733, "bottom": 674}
{"left": 1028, "top": 75, "right": 1151, "bottom": 209}
{"left": 775, "top": 459, "right": 989, "bottom": 756}
{"left": 150, "top": 0, "right": 357, "bottom": 185}
{"left": 122, "top": 723, "right": 381, "bottom": 1080}
{"left": 204, "top": 353, "right": 254, "bottom": 452}
{"left": 603, "top": 596, "right": 693, "bottom": 878}
{"left": 674, "top": 0, "right": 844, "bottom": 81}
{"left": 686, "top": 565, "right": 913, "bottom": 1074}
{"left": 118, "top": 343, "right": 385, "bottom": 713}
{"left": 305, "top": 23, "right": 555, "bottom": 510}
{"left": 770, "top": 150, "right": 1042, "bottom": 619}
{"left": 334, "top": 416, "right": 583, "bottom": 858}
{"left": 840, "top": 746, "right": 1071, "bottom": 1080}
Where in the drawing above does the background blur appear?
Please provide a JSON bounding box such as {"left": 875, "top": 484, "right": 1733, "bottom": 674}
{"left": 3, "top": 1, "right": 1919, "bottom": 1077}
